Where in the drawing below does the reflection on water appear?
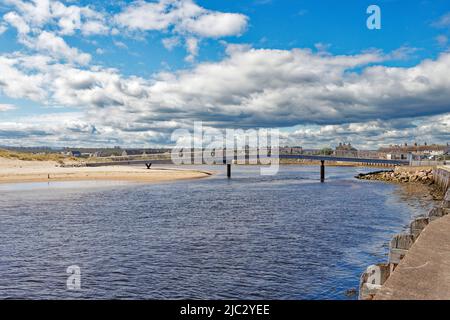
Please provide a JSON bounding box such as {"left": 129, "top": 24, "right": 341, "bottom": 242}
{"left": 0, "top": 180, "right": 135, "bottom": 192}
{"left": 0, "top": 165, "right": 437, "bottom": 299}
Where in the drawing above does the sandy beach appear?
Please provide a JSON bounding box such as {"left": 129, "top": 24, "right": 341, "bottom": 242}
{"left": 0, "top": 157, "right": 212, "bottom": 184}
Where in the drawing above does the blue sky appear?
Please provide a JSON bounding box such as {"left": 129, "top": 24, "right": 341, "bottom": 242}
{"left": 0, "top": 0, "right": 449, "bottom": 148}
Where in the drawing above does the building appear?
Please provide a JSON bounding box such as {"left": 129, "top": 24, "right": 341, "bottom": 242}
{"left": 379, "top": 143, "right": 449, "bottom": 160}
{"left": 68, "top": 150, "right": 82, "bottom": 157}
{"left": 386, "top": 152, "right": 409, "bottom": 160}
{"left": 334, "top": 143, "right": 358, "bottom": 157}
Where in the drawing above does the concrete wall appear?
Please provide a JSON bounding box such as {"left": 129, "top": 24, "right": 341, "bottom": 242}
{"left": 359, "top": 166, "right": 450, "bottom": 300}
{"left": 434, "top": 166, "right": 450, "bottom": 192}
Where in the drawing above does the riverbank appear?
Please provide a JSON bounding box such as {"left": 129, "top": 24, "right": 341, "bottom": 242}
{"left": 356, "top": 167, "right": 434, "bottom": 184}
{"left": 359, "top": 166, "right": 450, "bottom": 300}
{"left": 0, "top": 157, "right": 212, "bottom": 184}
{"left": 356, "top": 166, "right": 444, "bottom": 200}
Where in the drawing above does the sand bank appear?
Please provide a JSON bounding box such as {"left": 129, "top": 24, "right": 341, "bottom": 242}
{"left": 0, "top": 157, "right": 212, "bottom": 184}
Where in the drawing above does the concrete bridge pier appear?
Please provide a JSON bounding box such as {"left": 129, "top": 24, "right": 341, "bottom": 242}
{"left": 320, "top": 160, "right": 325, "bottom": 183}
{"left": 227, "top": 163, "right": 231, "bottom": 178}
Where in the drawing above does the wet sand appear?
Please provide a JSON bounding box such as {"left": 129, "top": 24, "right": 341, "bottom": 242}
{"left": 0, "top": 158, "right": 212, "bottom": 184}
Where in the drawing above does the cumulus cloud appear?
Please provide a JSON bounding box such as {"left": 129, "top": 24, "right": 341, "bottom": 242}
{"left": 114, "top": 0, "right": 248, "bottom": 38}
{"left": 34, "top": 31, "right": 91, "bottom": 65}
{"left": 3, "top": 0, "right": 109, "bottom": 36}
{"left": 0, "top": 2, "right": 449, "bottom": 147}
{"left": 1, "top": 46, "right": 450, "bottom": 147}
{"left": 3, "top": 11, "right": 30, "bottom": 35}
{"left": 114, "top": 0, "right": 248, "bottom": 60}
{"left": 162, "top": 36, "right": 180, "bottom": 50}
{"left": 1, "top": 0, "right": 248, "bottom": 63}
{"left": 177, "top": 11, "right": 248, "bottom": 38}
{"left": 0, "top": 112, "right": 100, "bottom": 145}
{"left": 0, "top": 112, "right": 174, "bottom": 147}
{"left": 2, "top": 0, "right": 101, "bottom": 65}
{"left": 0, "top": 54, "right": 47, "bottom": 100}
{"left": 284, "top": 114, "right": 450, "bottom": 149}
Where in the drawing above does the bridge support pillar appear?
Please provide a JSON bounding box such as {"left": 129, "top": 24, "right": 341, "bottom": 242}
{"left": 227, "top": 164, "right": 231, "bottom": 178}
{"left": 320, "top": 160, "right": 325, "bottom": 183}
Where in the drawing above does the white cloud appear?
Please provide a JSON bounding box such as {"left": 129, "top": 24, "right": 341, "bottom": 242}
{"left": 113, "top": 40, "right": 128, "bottom": 49}
{"left": 114, "top": 0, "right": 176, "bottom": 32}
{"left": 2, "top": 0, "right": 248, "bottom": 63}
{"left": 178, "top": 11, "right": 248, "bottom": 38}
{"left": 114, "top": 0, "right": 248, "bottom": 59}
{"left": 4, "top": 0, "right": 52, "bottom": 27}
{"left": 285, "top": 115, "right": 450, "bottom": 150}
{"left": 3, "top": 11, "right": 30, "bottom": 35}
{"left": 0, "top": 23, "right": 7, "bottom": 34}
{"left": 386, "top": 46, "right": 419, "bottom": 60}
{"left": 115, "top": 0, "right": 248, "bottom": 38}
{"left": 81, "top": 20, "right": 109, "bottom": 36}
{"left": 0, "top": 104, "right": 16, "bottom": 111}
{"left": 0, "top": 54, "right": 47, "bottom": 100}
{"left": 162, "top": 36, "right": 180, "bottom": 51}
{"left": 184, "top": 37, "right": 198, "bottom": 62}
{"left": 2, "top": 46, "right": 450, "bottom": 147}
{"left": 34, "top": 31, "right": 91, "bottom": 65}
{"left": 2, "top": 0, "right": 109, "bottom": 36}
{"left": 314, "top": 42, "right": 331, "bottom": 54}
{"left": 0, "top": 0, "right": 449, "bottom": 148}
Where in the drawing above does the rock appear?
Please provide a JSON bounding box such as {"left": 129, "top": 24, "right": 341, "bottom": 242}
{"left": 345, "top": 288, "right": 358, "bottom": 298}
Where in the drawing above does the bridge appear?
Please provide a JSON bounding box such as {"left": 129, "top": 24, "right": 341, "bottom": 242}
{"left": 278, "top": 154, "right": 408, "bottom": 165}
{"left": 278, "top": 154, "right": 408, "bottom": 182}
{"left": 85, "top": 152, "right": 409, "bottom": 182}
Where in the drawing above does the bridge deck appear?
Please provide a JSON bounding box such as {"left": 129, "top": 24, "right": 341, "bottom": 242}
{"left": 85, "top": 154, "right": 408, "bottom": 167}
{"left": 279, "top": 154, "right": 408, "bottom": 165}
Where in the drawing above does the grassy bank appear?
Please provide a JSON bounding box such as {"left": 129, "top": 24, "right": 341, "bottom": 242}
{"left": 0, "top": 149, "right": 77, "bottom": 164}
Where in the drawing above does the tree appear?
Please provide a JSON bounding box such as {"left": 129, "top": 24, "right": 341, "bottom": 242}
{"left": 320, "top": 148, "right": 333, "bottom": 155}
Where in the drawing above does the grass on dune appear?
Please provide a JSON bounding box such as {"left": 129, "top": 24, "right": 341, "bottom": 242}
{"left": 0, "top": 149, "right": 77, "bottom": 163}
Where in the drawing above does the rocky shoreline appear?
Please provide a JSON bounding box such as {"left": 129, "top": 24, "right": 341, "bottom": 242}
{"left": 356, "top": 169, "right": 434, "bottom": 184}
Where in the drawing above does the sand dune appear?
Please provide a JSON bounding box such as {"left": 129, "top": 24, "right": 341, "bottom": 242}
{"left": 0, "top": 157, "right": 212, "bottom": 184}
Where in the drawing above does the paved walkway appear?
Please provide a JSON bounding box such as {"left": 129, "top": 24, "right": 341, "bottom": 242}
{"left": 375, "top": 213, "right": 450, "bottom": 300}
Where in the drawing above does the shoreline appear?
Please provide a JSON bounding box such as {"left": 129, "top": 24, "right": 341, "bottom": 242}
{"left": 0, "top": 158, "right": 213, "bottom": 185}
{"left": 359, "top": 166, "right": 450, "bottom": 300}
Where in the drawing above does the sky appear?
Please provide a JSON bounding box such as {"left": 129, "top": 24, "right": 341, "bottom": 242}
{"left": 0, "top": 0, "right": 449, "bottom": 149}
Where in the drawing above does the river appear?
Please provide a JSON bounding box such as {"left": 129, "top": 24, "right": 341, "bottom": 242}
{"left": 0, "top": 165, "right": 435, "bottom": 299}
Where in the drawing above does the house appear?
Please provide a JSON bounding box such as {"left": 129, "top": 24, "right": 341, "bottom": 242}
{"left": 379, "top": 143, "right": 449, "bottom": 160}
{"left": 335, "top": 143, "right": 358, "bottom": 157}
{"left": 68, "top": 150, "right": 82, "bottom": 157}
{"left": 386, "top": 152, "right": 409, "bottom": 160}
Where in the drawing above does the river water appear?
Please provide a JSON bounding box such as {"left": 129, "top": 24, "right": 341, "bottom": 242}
{"left": 0, "top": 165, "right": 434, "bottom": 299}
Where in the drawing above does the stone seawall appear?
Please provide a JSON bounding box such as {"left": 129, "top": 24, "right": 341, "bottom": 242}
{"left": 359, "top": 166, "right": 450, "bottom": 300}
